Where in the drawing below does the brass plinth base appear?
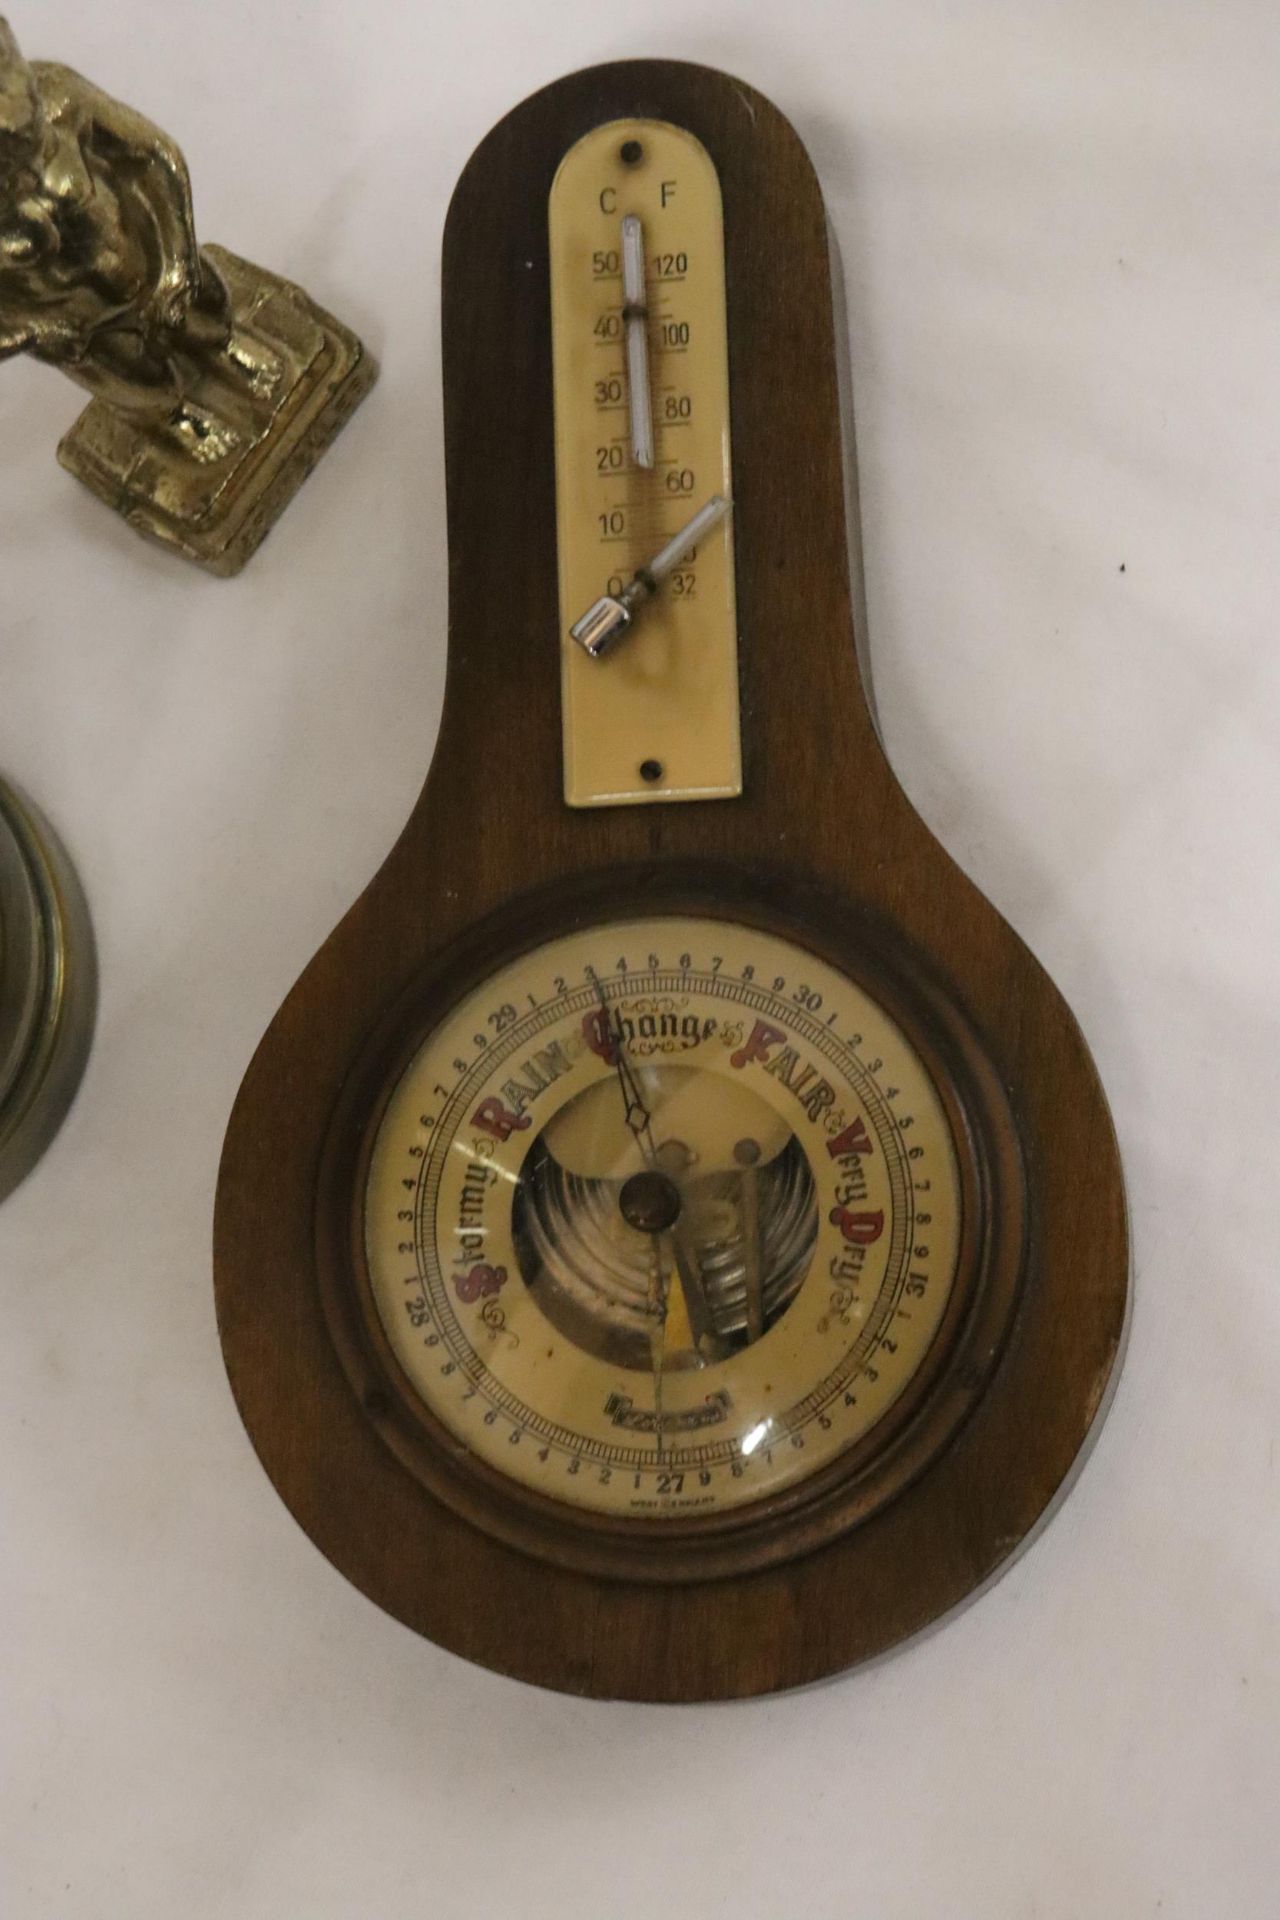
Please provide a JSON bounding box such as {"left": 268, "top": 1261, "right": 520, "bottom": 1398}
{"left": 0, "top": 781, "right": 96, "bottom": 1203}
{"left": 57, "top": 247, "right": 376, "bottom": 577}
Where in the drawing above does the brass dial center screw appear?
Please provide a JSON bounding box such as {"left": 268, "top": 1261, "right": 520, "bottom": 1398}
{"left": 619, "top": 1168, "right": 683, "bottom": 1235}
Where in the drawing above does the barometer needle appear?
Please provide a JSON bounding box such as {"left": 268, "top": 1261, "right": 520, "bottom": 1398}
{"left": 621, "top": 213, "right": 655, "bottom": 470}
{"left": 569, "top": 494, "right": 733, "bottom": 657}
{"left": 593, "top": 977, "right": 723, "bottom": 1364}
{"left": 649, "top": 1237, "right": 669, "bottom": 1461}
{"left": 667, "top": 1218, "right": 725, "bottom": 1362}
{"left": 591, "top": 976, "right": 658, "bottom": 1163}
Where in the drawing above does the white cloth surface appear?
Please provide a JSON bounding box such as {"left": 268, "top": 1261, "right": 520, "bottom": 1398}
{"left": 2, "top": 3, "right": 1277, "bottom": 1916}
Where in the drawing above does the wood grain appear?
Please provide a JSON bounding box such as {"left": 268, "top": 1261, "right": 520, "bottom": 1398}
{"left": 213, "top": 59, "right": 1128, "bottom": 1700}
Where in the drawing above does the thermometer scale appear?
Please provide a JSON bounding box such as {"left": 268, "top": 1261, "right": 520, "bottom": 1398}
{"left": 214, "top": 62, "right": 1128, "bottom": 1700}
{"left": 551, "top": 117, "right": 740, "bottom": 804}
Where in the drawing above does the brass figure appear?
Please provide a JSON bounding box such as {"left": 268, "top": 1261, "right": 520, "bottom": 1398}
{"left": 0, "top": 19, "right": 375, "bottom": 574}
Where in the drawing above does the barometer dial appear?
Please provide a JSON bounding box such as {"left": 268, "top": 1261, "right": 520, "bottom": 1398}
{"left": 362, "top": 918, "right": 961, "bottom": 1520}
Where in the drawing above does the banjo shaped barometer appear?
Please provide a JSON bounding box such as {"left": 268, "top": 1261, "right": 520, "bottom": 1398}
{"left": 214, "top": 61, "right": 1128, "bottom": 1700}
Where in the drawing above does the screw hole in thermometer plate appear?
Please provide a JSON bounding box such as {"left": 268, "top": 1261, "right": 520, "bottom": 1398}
{"left": 550, "top": 119, "right": 741, "bottom": 808}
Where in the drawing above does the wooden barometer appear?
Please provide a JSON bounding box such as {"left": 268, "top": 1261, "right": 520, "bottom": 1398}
{"left": 214, "top": 60, "right": 1129, "bottom": 1700}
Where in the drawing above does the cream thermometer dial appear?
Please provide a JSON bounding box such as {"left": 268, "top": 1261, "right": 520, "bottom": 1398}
{"left": 550, "top": 120, "right": 740, "bottom": 808}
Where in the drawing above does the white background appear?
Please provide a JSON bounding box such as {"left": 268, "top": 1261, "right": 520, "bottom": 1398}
{"left": 3, "top": 3, "right": 1277, "bottom": 1915}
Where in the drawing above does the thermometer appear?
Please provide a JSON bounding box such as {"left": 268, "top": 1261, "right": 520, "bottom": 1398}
{"left": 549, "top": 118, "right": 740, "bottom": 806}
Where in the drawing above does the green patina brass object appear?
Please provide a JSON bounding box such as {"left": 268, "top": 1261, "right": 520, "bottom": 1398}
{"left": 0, "top": 778, "right": 95, "bottom": 1202}
{"left": 0, "top": 17, "right": 375, "bottom": 575}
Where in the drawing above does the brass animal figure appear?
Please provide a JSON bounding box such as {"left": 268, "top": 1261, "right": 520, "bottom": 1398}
{"left": 0, "top": 18, "right": 374, "bottom": 573}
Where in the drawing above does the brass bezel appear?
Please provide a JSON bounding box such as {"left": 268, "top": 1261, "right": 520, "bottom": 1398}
{"left": 0, "top": 780, "right": 96, "bottom": 1203}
